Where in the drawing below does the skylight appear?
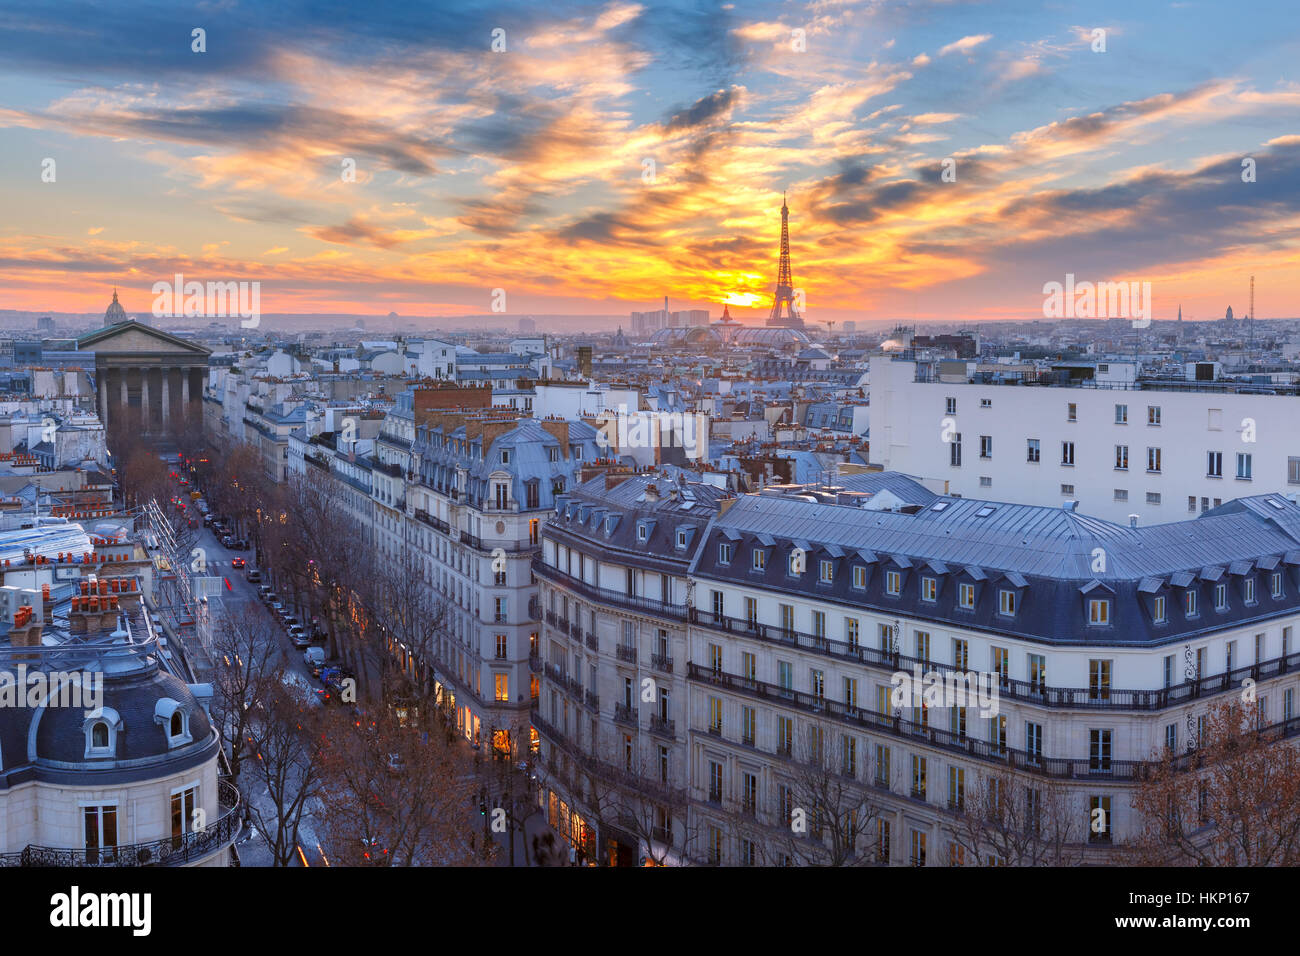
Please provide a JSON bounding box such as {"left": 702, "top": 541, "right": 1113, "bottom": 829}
{"left": 975, "top": 506, "right": 996, "bottom": 518}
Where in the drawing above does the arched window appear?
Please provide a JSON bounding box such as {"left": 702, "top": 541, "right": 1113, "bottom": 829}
{"left": 170, "top": 712, "right": 183, "bottom": 737}
{"left": 92, "top": 722, "right": 109, "bottom": 748}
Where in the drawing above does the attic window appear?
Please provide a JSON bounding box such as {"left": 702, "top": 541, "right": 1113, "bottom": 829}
{"left": 676, "top": 529, "right": 688, "bottom": 549}
{"left": 548, "top": 447, "right": 559, "bottom": 463}
{"left": 501, "top": 449, "right": 510, "bottom": 464}
{"left": 931, "top": 502, "right": 949, "bottom": 512}
{"left": 637, "top": 523, "right": 647, "bottom": 542}
{"left": 975, "top": 506, "right": 996, "bottom": 518}
{"left": 1268, "top": 498, "right": 1286, "bottom": 510}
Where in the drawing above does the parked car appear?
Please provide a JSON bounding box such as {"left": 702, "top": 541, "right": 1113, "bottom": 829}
{"left": 257, "top": 584, "right": 272, "bottom": 599}
{"left": 246, "top": 569, "right": 261, "bottom": 583}
{"left": 269, "top": 600, "right": 284, "bottom": 614}
{"left": 283, "top": 615, "right": 300, "bottom": 629}
{"left": 288, "top": 625, "right": 310, "bottom": 647}
{"left": 303, "top": 646, "right": 326, "bottom": 674}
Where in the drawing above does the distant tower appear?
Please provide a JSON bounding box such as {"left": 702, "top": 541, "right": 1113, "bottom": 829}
{"left": 104, "top": 288, "right": 128, "bottom": 327}
{"left": 1249, "top": 275, "right": 1255, "bottom": 348}
{"left": 766, "top": 193, "right": 804, "bottom": 329}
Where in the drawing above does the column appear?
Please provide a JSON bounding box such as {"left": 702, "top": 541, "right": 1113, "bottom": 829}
{"left": 99, "top": 374, "right": 109, "bottom": 430}
{"left": 141, "top": 368, "right": 151, "bottom": 433}
{"left": 161, "top": 368, "right": 171, "bottom": 433}
{"left": 181, "top": 366, "right": 192, "bottom": 429}
{"left": 119, "top": 366, "right": 128, "bottom": 409}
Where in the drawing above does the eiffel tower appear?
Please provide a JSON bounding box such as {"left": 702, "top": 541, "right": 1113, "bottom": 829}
{"left": 766, "top": 192, "right": 804, "bottom": 329}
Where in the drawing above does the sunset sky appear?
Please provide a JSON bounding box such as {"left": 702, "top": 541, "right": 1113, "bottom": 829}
{"left": 0, "top": 0, "right": 1297, "bottom": 324}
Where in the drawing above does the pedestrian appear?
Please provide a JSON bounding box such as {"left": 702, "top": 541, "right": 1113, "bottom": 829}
{"left": 568, "top": 844, "right": 576, "bottom": 866}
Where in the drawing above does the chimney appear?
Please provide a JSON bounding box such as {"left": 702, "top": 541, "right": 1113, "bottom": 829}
{"left": 644, "top": 483, "right": 659, "bottom": 503}
{"left": 539, "top": 418, "right": 570, "bottom": 452}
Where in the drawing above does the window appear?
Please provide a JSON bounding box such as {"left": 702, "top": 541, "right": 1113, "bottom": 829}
{"left": 1146, "top": 492, "right": 1161, "bottom": 505}
{"left": 958, "top": 583, "right": 975, "bottom": 609}
{"left": 788, "top": 550, "right": 803, "bottom": 576}
{"left": 819, "top": 559, "right": 833, "bottom": 584}
{"left": 945, "top": 397, "right": 957, "bottom": 415}
{"left": 910, "top": 829, "right": 927, "bottom": 866}
{"left": 1061, "top": 484, "right": 1075, "bottom": 495}
{"left": 92, "top": 722, "right": 108, "bottom": 748}
{"left": 708, "top": 697, "right": 723, "bottom": 734}
{"left": 676, "top": 529, "right": 688, "bottom": 549}
{"left": 752, "top": 548, "right": 766, "bottom": 571}
{"left": 1207, "top": 451, "right": 1222, "bottom": 478}
{"left": 500, "top": 449, "right": 510, "bottom": 464}
{"left": 886, "top": 570, "right": 901, "bottom": 595}
{"left": 1236, "top": 453, "right": 1253, "bottom": 480}
{"left": 950, "top": 433, "right": 962, "bottom": 467}
{"left": 952, "top": 638, "right": 969, "bottom": 670}
{"left": 877, "top": 819, "right": 891, "bottom": 862}
{"left": 1147, "top": 447, "right": 1161, "bottom": 472}
{"left": 948, "top": 766, "right": 965, "bottom": 809}
{"left": 1026, "top": 722, "right": 1043, "bottom": 761}
{"left": 84, "top": 804, "right": 119, "bottom": 864}
{"left": 1089, "top": 659, "right": 1111, "bottom": 701}
{"left": 1089, "top": 796, "right": 1112, "bottom": 843}
{"left": 1290, "top": 457, "right": 1300, "bottom": 485}
{"left": 845, "top": 617, "right": 860, "bottom": 649}
{"left": 1215, "top": 582, "right": 1227, "bottom": 611}
{"left": 718, "top": 542, "right": 732, "bottom": 564}
{"left": 777, "top": 715, "right": 792, "bottom": 755}
{"left": 921, "top": 577, "right": 937, "bottom": 602}
{"left": 1067, "top": 402, "right": 1077, "bottom": 422}
{"left": 495, "top": 634, "right": 507, "bottom": 659}
{"left": 1114, "top": 489, "right": 1128, "bottom": 501}
{"left": 1090, "top": 729, "right": 1112, "bottom": 771}
{"left": 708, "top": 761, "right": 723, "bottom": 802}
{"left": 1188, "top": 496, "right": 1197, "bottom": 513}
{"left": 1110, "top": 443, "right": 1130, "bottom": 472}
{"left": 1147, "top": 405, "right": 1161, "bottom": 425}
{"left": 1061, "top": 441, "right": 1075, "bottom": 466}
{"left": 1273, "top": 572, "right": 1283, "bottom": 598}
{"left": 1153, "top": 595, "right": 1166, "bottom": 623}
{"left": 1115, "top": 404, "right": 1128, "bottom": 424}
{"left": 171, "top": 786, "right": 198, "bottom": 850}
{"left": 1245, "top": 578, "right": 1256, "bottom": 604}
{"left": 980, "top": 398, "right": 991, "bottom": 408}
{"left": 637, "top": 523, "right": 647, "bottom": 542}
{"left": 1165, "top": 724, "right": 1177, "bottom": 752}
{"left": 1185, "top": 590, "right": 1198, "bottom": 616}
{"left": 979, "top": 435, "right": 992, "bottom": 459}
{"left": 1026, "top": 439, "right": 1040, "bottom": 463}
{"left": 998, "top": 590, "right": 1016, "bottom": 616}
{"left": 915, "top": 630, "right": 930, "bottom": 662}
{"left": 852, "top": 565, "right": 867, "bottom": 589}
{"left": 875, "top": 744, "right": 890, "bottom": 787}
{"left": 494, "top": 673, "right": 509, "bottom": 702}
{"left": 1088, "top": 599, "right": 1110, "bottom": 625}
{"left": 911, "top": 755, "right": 927, "bottom": 799}
{"left": 1028, "top": 654, "right": 1046, "bottom": 691}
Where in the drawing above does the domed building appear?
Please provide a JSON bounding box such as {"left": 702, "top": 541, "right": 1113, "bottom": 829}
{"left": 732, "top": 325, "right": 811, "bottom": 348}
{"left": 647, "top": 325, "right": 722, "bottom": 349}
{"left": 103, "top": 289, "right": 130, "bottom": 326}
{"left": 0, "top": 541, "right": 239, "bottom": 867}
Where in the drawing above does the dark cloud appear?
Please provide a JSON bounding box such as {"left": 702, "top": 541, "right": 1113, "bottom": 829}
{"left": 309, "top": 218, "right": 405, "bottom": 249}
{"left": 663, "top": 86, "right": 742, "bottom": 133}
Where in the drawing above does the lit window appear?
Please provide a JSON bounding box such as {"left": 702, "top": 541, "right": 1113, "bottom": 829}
{"left": 1088, "top": 599, "right": 1110, "bottom": 625}
{"left": 998, "top": 590, "right": 1016, "bottom": 615}
{"left": 819, "top": 560, "right": 833, "bottom": 584}
{"left": 958, "top": 583, "right": 975, "bottom": 609}
{"left": 886, "top": 571, "right": 901, "bottom": 595}
{"left": 1153, "top": 595, "right": 1166, "bottom": 623}
{"left": 752, "top": 549, "right": 766, "bottom": 571}
{"left": 921, "top": 577, "right": 937, "bottom": 602}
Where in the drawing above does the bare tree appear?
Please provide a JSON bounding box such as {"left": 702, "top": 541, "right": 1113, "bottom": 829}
{"left": 1128, "top": 698, "right": 1300, "bottom": 866}
{"left": 210, "top": 602, "right": 281, "bottom": 781}
{"left": 246, "top": 679, "right": 327, "bottom": 867}
{"left": 777, "top": 730, "right": 885, "bottom": 866}
{"left": 941, "top": 767, "right": 1085, "bottom": 866}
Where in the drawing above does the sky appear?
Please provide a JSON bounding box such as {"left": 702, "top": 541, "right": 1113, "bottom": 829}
{"left": 0, "top": 0, "right": 1297, "bottom": 326}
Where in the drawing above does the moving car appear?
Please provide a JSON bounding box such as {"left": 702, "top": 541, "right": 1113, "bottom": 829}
{"left": 230, "top": 557, "right": 246, "bottom": 570}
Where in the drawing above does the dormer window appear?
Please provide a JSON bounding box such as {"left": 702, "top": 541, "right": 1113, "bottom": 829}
{"left": 676, "top": 529, "right": 688, "bottom": 549}
{"left": 83, "top": 707, "right": 123, "bottom": 759}
{"left": 155, "top": 698, "right": 193, "bottom": 748}
{"left": 500, "top": 449, "right": 510, "bottom": 464}
{"left": 752, "top": 549, "right": 766, "bottom": 571}
{"left": 637, "top": 524, "right": 648, "bottom": 542}
{"left": 958, "top": 583, "right": 975, "bottom": 609}
{"left": 885, "top": 571, "right": 901, "bottom": 596}
{"left": 548, "top": 447, "right": 559, "bottom": 463}
{"left": 1185, "top": 590, "right": 1198, "bottom": 617}
{"left": 852, "top": 566, "right": 866, "bottom": 589}
{"left": 718, "top": 543, "right": 732, "bottom": 564}
{"left": 1089, "top": 599, "right": 1111, "bottom": 625}
{"left": 1153, "top": 595, "right": 1167, "bottom": 623}
{"left": 1244, "top": 578, "right": 1256, "bottom": 605}
{"left": 819, "top": 560, "right": 833, "bottom": 584}
{"left": 998, "top": 590, "right": 1016, "bottom": 616}
{"left": 1214, "top": 583, "right": 1227, "bottom": 611}
{"left": 921, "top": 577, "right": 937, "bottom": 602}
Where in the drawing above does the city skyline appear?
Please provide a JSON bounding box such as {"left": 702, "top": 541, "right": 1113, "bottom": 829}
{"left": 0, "top": 0, "right": 1296, "bottom": 323}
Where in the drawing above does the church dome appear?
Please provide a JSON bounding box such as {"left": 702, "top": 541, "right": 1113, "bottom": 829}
{"left": 104, "top": 289, "right": 129, "bottom": 326}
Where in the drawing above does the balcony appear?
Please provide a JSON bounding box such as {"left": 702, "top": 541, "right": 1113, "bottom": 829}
{"left": 0, "top": 779, "right": 241, "bottom": 867}
{"left": 584, "top": 690, "right": 601, "bottom": 711}
{"left": 688, "top": 608, "right": 1300, "bottom": 714}
{"left": 650, "top": 653, "right": 674, "bottom": 673}
{"left": 533, "top": 558, "right": 687, "bottom": 622}
{"left": 528, "top": 653, "right": 542, "bottom": 674}
{"left": 616, "top": 644, "right": 637, "bottom": 664}
{"left": 613, "top": 704, "right": 637, "bottom": 727}
{"left": 414, "top": 508, "right": 450, "bottom": 534}
{"left": 460, "top": 530, "right": 483, "bottom": 550}
{"left": 531, "top": 711, "right": 687, "bottom": 804}
{"left": 585, "top": 633, "right": 598, "bottom": 652}
{"left": 568, "top": 621, "right": 583, "bottom": 639}
{"left": 649, "top": 716, "right": 676, "bottom": 738}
